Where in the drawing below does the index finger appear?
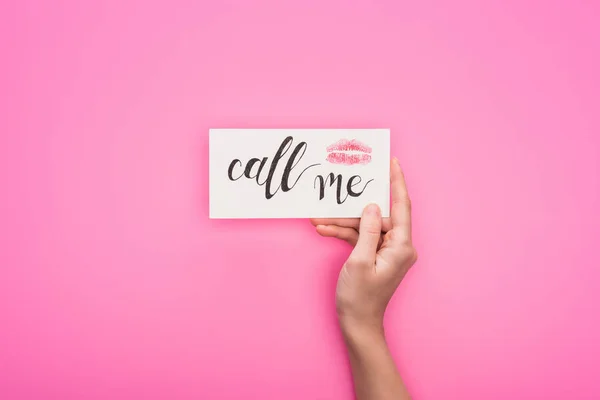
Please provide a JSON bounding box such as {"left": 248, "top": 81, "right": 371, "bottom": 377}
{"left": 310, "top": 217, "right": 392, "bottom": 232}
{"left": 310, "top": 218, "right": 359, "bottom": 229}
{"left": 390, "top": 158, "right": 412, "bottom": 241}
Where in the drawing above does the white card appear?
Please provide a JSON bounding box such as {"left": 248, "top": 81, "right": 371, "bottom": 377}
{"left": 209, "top": 129, "right": 390, "bottom": 219}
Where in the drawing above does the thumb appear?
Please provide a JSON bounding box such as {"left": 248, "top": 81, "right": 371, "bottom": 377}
{"left": 349, "top": 203, "right": 382, "bottom": 265}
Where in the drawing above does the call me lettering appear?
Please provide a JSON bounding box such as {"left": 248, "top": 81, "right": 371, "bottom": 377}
{"left": 227, "top": 136, "right": 373, "bottom": 204}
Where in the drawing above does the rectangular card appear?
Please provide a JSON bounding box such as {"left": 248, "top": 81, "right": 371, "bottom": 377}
{"left": 209, "top": 129, "right": 390, "bottom": 219}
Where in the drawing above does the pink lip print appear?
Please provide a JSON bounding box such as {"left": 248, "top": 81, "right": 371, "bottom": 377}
{"left": 326, "top": 139, "right": 372, "bottom": 165}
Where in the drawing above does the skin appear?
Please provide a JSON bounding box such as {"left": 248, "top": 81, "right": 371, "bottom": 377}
{"left": 310, "top": 158, "right": 417, "bottom": 400}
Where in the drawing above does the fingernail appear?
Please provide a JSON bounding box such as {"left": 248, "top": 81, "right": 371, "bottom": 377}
{"left": 365, "top": 203, "right": 380, "bottom": 216}
{"left": 392, "top": 157, "right": 399, "bottom": 165}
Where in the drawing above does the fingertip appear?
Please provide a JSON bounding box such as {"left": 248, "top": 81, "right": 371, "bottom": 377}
{"left": 315, "top": 224, "right": 333, "bottom": 237}
{"left": 390, "top": 156, "right": 402, "bottom": 176}
{"left": 363, "top": 202, "right": 381, "bottom": 217}
{"left": 358, "top": 203, "right": 383, "bottom": 239}
{"left": 390, "top": 157, "right": 399, "bottom": 171}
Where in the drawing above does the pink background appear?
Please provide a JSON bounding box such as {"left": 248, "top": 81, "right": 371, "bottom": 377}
{"left": 2, "top": 1, "right": 599, "bottom": 399}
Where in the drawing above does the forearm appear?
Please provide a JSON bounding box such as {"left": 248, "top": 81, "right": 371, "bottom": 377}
{"left": 341, "top": 321, "right": 410, "bottom": 400}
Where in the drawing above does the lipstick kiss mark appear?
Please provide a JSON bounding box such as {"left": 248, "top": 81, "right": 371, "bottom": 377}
{"left": 326, "top": 139, "right": 372, "bottom": 165}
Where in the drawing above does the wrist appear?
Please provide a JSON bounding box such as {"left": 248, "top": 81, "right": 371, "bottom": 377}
{"left": 339, "top": 316, "right": 385, "bottom": 345}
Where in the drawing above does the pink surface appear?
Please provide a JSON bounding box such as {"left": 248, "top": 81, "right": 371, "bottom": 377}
{"left": 1, "top": 1, "right": 599, "bottom": 399}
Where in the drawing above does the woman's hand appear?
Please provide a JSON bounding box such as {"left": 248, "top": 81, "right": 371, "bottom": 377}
{"left": 310, "top": 158, "right": 417, "bottom": 333}
{"left": 310, "top": 158, "right": 416, "bottom": 400}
